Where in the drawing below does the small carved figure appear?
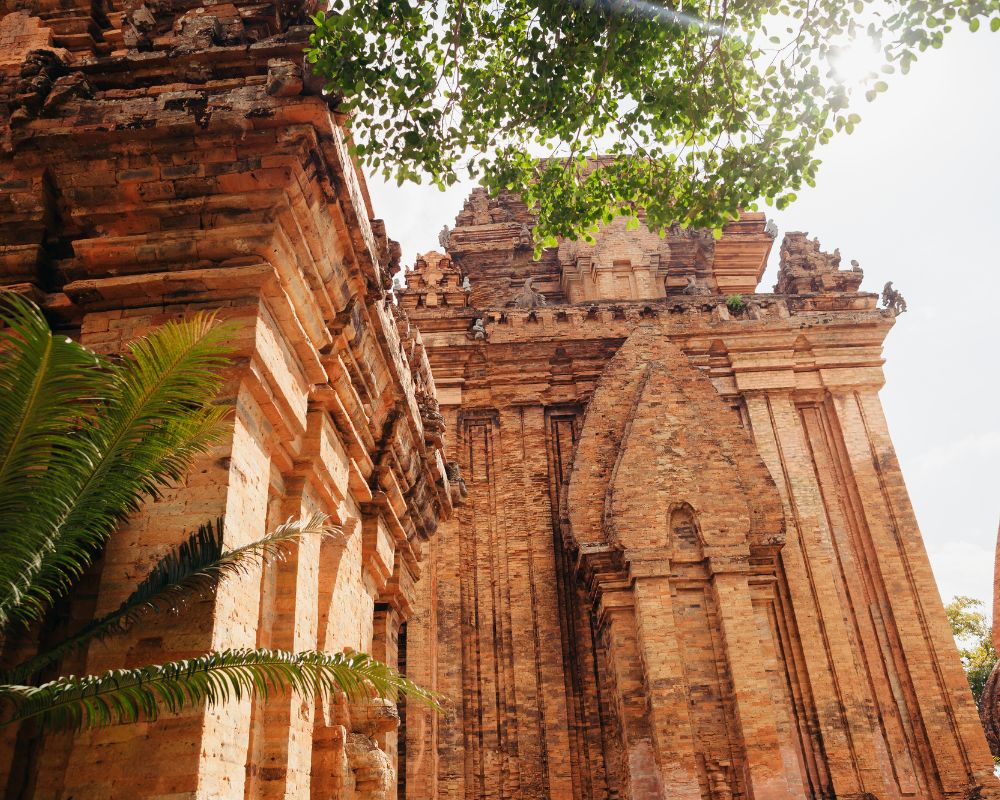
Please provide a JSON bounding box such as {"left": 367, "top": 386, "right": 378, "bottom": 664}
{"left": 513, "top": 277, "right": 547, "bottom": 309}
{"left": 851, "top": 259, "right": 863, "bottom": 273}
{"left": 461, "top": 276, "right": 472, "bottom": 292}
{"left": 438, "top": 225, "right": 451, "bottom": 251}
{"left": 445, "top": 461, "right": 468, "bottom": 505}
{"left": 765, "top": 219, "right": 778, "bottom": 239}
{"left": 469, "top": 318, "right": 488, "bottom": 341}
{"left": 515, "top": 223, "right": 532, "bottom": 248}
{"left": 681, "top": 274, "right": 711, "bottom": 296}
{"left": 881, "top": 281, "right": 907, "bottom": 315}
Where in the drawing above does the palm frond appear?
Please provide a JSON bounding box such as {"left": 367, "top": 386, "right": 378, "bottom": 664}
{"left": 6, "top": 514, "right": 336, "bottom": 683}
{"left": 2, "top": 313, "right": 233, "bottom": 627}
{"left": 0, "top": 293, "right": 107, "bottom": 623}
{"left": 0, "top": 648, "right": 439, "bottom": 733}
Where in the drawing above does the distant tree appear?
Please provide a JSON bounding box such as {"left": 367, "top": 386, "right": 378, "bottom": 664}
{"left": 946, "top": 595, "right": 998, "bottom": 708}
{"left": 307, "top": 0, "right": 1000, "bottom": 247}
{"left": 0, "top": 293, "right": 435, "bottom": 733}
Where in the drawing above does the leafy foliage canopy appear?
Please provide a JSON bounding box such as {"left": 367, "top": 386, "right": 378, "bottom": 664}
{"left": 307, "top": 0, "right": 999, "bottom": 246}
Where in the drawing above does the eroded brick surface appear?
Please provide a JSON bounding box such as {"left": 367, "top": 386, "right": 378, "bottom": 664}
{"left": 401, "top": 193, "right": 999, "bottom": 800}
{"left": 0, "top": 2, "right": 455, "bottom": 798}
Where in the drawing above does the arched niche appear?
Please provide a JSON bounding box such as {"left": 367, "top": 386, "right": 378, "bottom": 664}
{"left": 667, "top": 501, "right": 705, "bottom": 561}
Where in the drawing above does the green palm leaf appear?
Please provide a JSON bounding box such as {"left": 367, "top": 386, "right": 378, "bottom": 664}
{"left": 1, "top": 309, "right": 233, "bottom": 627}
{"left": 7, "top": 514, "right": 336, "bottom": 683}
{"left": 0, "top": 649, "right": 439, "bottom": 733}
{"left": 0, "top": 293, "right": 106, "bottom": 623}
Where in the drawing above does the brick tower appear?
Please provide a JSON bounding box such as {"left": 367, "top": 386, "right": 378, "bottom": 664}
{"left": 0, "top": 1, "right": 458, "bottom": 798}
{"left": 398, "top": 189, "right": 997, "bottom": 800}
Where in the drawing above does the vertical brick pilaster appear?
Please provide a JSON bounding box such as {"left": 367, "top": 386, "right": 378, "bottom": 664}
{"left": 830, "top": 390, "right": 997, "bottom": 791}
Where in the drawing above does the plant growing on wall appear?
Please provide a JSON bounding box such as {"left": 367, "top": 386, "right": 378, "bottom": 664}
{"left": 0, "top": 293, "right": 435, "bottom": 732}
{"left": 726, "top": 294, "right": 745, "bottom": 313}
{"left": 307, "top": 0, "right": 999, "bottom": 248}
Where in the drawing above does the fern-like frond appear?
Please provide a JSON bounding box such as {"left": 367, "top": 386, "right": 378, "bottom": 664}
{"left": 0, "top": 293, "right": 106, "bottom": 624}
{"left": 6, "top": 515, "right": 336, "bottom": 682}
{"left": 3, "top": 313, "right": 233, "bottom": 627}
{"left": 0, "top": 648, "right": 439, "bottom": 733}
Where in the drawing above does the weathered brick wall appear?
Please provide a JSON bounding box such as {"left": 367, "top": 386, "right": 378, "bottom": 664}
{"left": 403, "top": 193, "right": 998, "bottom": 800}
{"left": 0, "top": 1, "right": 456, "bottom": 797}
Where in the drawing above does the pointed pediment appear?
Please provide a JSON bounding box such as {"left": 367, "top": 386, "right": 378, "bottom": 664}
{"left": 566, "top": 326, "right": 784, "bottom": 556}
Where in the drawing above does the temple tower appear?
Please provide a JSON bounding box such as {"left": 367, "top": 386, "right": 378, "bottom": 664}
{"left": 399, "top": 188, "right": 997, "bottom": 800}
{"left": 0, "top": 2, "right": 458, "bottom": 798}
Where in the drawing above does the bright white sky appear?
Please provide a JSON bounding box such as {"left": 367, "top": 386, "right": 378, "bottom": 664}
{"left": 366, "top": 29, "right": 1000, "bottom": 612}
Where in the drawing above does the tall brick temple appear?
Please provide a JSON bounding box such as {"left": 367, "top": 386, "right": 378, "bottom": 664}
{"left": 0, "top": 0, "right": 995, "bottom": 798}
{"left": 397, "top": 193, "right": 998, "bottom": 800}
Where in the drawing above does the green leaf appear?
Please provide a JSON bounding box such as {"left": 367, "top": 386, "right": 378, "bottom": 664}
{"left": 0, "top": 305, "right": 233, "bottom": 628}
{"left": 5, "top": 514, "right": 337, "bottom": 683}
{"left": 0, "top": 293, "right": 106, "bottom": 625}
{"left": 0, "top": 649, "right": 440, "bottom": 733}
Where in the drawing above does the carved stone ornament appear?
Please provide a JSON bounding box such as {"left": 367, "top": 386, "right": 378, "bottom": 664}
{"left": 513, "top": 277, "right": 546, "bottom": 309}
{"left": 416, "top": 390, "right": 446, "bottom": 448}
{"left": 438, "top": 225, "right": 451, "bottom": 251}
{"left": 681, "top": 274, "right": 711, "bottom": 296}
{"left": 446, "top": 461, "right": 468, "bottom": 505}
{"left": 468, "top": 318, "right": 488, "bottom": 341}
{"left": 515, "top": 223, "right": 532, "bottom": 248}
{"left": 880, "top": 281, "right": 907, "bottom": 316}
{"left": 774, "top": 232, "right": 863, "bottom": 295}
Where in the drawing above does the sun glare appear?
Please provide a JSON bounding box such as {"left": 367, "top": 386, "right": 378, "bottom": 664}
{"left": 829, "top": 37, "right": 883, "bottom": 85}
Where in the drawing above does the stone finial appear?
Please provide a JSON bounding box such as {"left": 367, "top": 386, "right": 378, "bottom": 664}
{"left": 438, "top": 225, "right": 451, "bottom": 251}
{"left": 774, "top": 232, "right": 863, "bottom": 295}
{"left": 880, "top": 281, "right": 907, "bottom": 316}
{"left": 461, "top": 276, "right": 472, "bottom": 292}
{"left": 513, "top": 277, "right": 546, "bottom": 309}
{"left": 765, "top": 219, "right": 778, "bottom": 239}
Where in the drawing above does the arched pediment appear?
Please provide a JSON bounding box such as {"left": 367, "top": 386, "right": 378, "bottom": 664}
{"left": 566, "top": 326, "right": 784, "bottom": 557}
